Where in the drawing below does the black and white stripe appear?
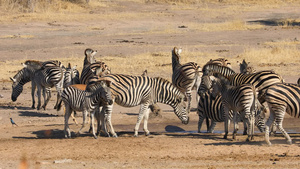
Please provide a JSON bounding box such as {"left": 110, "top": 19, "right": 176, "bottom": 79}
{"left": 210, "top": 76, "right": 260, "bottom": 141}
{"left": 33, "top": 65, "right": 64, "bottom": 110}
{"left": 99, "top": 74, "right": 189, "bottom": 137}
{"left": 171, "top": 47, "right": 201, "bottom": 113}
{"left": 199, "top": 64, "right": 284, "bottom": 103}
{"left": 197, "top": 91, "right": 265, "bottom": 134}
{"left": 10, "top": 60, "right": 64, "bottom": 109}
{"left": 264, "top": 83, "right": 300, "bottom": 145}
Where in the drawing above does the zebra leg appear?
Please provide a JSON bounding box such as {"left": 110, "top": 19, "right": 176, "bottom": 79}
{"left": 71, "top": 111, "right": 78, "bottom": 125}
{"left": 31, "top": 81, "right": 36, "bottom": 109}
{"left": 36, "top": 86, "right": 42, "bottom": 110}
{"left": 64, "top": 105, "right": 72, "bottom": 138}
{"left": 105, "top": 105, "right": 117, "bottom": 137}
{"left": 197, "top": 110, "right": 205, "bottom": 133}
{"left": 134, "top": 104, "right": 147, "bottom": 137}
{"left": 265, "top": 107, "right": 275, "bottom": 146}
{"left": 232, "top": 112, "right": 238, "bottom": 140}
{"left": 223, "top": 108, "right": 229, "bottom": 139}
{"left": 77, "top": 110, "right": 88, "bottom": 137}
{"left": 186, "top": 91, "right": 192, "bottom": 113}
{"left": 42, "top": 87, "right": 51, "bottom": 110}
{"left": 90, "top": 111, "right": 97, "bottom": 139}
{"left": 54, "top": 80, "right": 63, "bottom": 110}
{"left": 143, "top": 107, "right": 151, "bottom": 136}
{"left": 275, "top": 113, "right": 292, "bottom": 145}
{"left": 208, "top": 120, "right": 217, "bottom": 133}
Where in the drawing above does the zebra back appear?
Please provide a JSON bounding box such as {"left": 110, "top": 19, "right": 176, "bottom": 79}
{"left": 104, "top": 74, "right": 189, "bottom": 123}
{"left": 206, "top": 58, "right": 232, "bottom": 68}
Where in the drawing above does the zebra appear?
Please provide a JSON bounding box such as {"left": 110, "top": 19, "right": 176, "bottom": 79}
{"left": 198, "top": 58, "right": 232, "bottom": 130}
{"left": 57, "top": 79, "right": 113, "bottom": 139}
{"left": 97, "top": 74, "right": 189, "bottom": 137}
{"left": 10, "top": 60, "right": 63, "bottom": 109}
{"left": 264, "top": 83, "right": 300, "bottom": 145}
{"left": 297, "top": 78, "right": 300, "bottom": 86}
{"left": 197, "top": 91, "right": 266, "bottom": 134}
{"left": 199, "top": 64, "right": 284, "bottom": 103}
{"left": 30, "top": 64, "right": 64, "bottom": 110}
{"left": 79, "top": 62, "right": 111, "bottom": 85}
{"left": 209, "top": 76, "right": 260, "bottom": 141}
{"left": 171, "top": 47, "right": 201, "bottom": 113}
{"left": 238, "top": 59, "right": 256, "bottom": 74}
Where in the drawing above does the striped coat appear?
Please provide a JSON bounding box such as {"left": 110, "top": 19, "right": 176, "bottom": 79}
{"left": 98, "top": 74, "right": 189, "bottom": 137}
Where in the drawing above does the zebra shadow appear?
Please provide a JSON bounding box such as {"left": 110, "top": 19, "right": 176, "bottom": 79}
{"left": 18, "top": 111, "right": 58, "bottom": 117}
{"left": 0, "top": 105, "right": 32, "bottom": 110}
{"left": 13, "top": 128, "right": 96, "bottom": 139}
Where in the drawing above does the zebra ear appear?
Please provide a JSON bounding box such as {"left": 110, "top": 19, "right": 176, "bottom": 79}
{"left": 10, "top": 77, "right": 16, "bottom": 82}
{"left": 72, "top": 65, "right": 77, "bottom": 70}
{"left": 22, "top": 63, "right": 27, "bottom": 68}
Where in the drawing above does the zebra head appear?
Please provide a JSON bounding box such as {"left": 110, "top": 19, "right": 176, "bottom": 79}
{"left": 84, "top": 48, "right": 97, "bottom": 66}
{"left": 87, "top": 78, "right": 113, "bottom": 106}
{"left": 198, "top": 75, "right": 213, "bottom": 98}
{"left": 10, "top": 68, "right": 32, "bottom": 101}
{"left": 173, "top": 92, "right": 189, "bottom": 125}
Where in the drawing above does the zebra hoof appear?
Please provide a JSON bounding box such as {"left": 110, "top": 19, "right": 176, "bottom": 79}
{"left": 93, "top": 135, "right": 98, "bottom": 139}
{"left": 31, "top": 106, "right": 35, "bottom": 109}
{"left": 223, "top": 135, "right": 227, "bottom": 139}
{"left": 287, "top": 140, "right": 292, "bottom": 145}
{"left": 112, "top": 134, "right": 118, "bottom": 138}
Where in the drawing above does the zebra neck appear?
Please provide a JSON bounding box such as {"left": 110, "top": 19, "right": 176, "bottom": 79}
{"left": 172, "top": 57, "right": 181, "bottom": 71}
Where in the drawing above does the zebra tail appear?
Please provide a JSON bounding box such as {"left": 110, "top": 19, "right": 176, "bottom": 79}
{"left": 56, "top": 99, "right": 63, "bottom": 111}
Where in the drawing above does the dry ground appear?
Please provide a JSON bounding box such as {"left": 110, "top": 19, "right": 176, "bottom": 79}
{"left": 1, "top": 0, "right": 300, "bottom": 168}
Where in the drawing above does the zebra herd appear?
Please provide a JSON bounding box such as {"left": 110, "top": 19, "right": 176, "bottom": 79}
{"left": 10, "top": 47, "right": 300, "bottom": 146}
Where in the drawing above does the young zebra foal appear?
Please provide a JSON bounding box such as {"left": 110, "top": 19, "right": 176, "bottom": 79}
{"left": 210, "top": 76, "right": 259, "bottom": 141}
{"left": 58, "top": 79, "right": 113, "bottom": 139}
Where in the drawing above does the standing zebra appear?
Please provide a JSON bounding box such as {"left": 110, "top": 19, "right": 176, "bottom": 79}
{"left": 197, "top": 91, "right": 266, "bottom": 134}
{"left": 171, "top": 47, "right": 201, "bottom": 113}
{"left": 198, "top": 58, "right": 232, "bottom": 130}
{"left": 58, "top": 79, "right": 113, "bottom": 138}
{"left": 97, "top": 74, "right": 189, "bottom": 137}
{"left": 30, "top": 64, "right": 64, "bottom": 110}
{"left": 199, "top": 64, "right": 284, "bottom": 103}
{"left": 10, "top": 60, "right": 63, "bottom": 109}
{"left": 209, "top": 76, "right": 259, "bottom": 141}
{"left": 264, "top": 83, "right": 300, "bottom": 145}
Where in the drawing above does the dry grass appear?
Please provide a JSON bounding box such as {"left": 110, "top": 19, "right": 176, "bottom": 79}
{"left": 2, "top": 40, "right": 300, "bottom": 83}
{"left": 237, "top": 40, "right": 300, "bottom": 77}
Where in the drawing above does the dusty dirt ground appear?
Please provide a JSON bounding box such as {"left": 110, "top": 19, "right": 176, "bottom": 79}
{"left": 1, "top": 1, "right": 300, "bottom": 168}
